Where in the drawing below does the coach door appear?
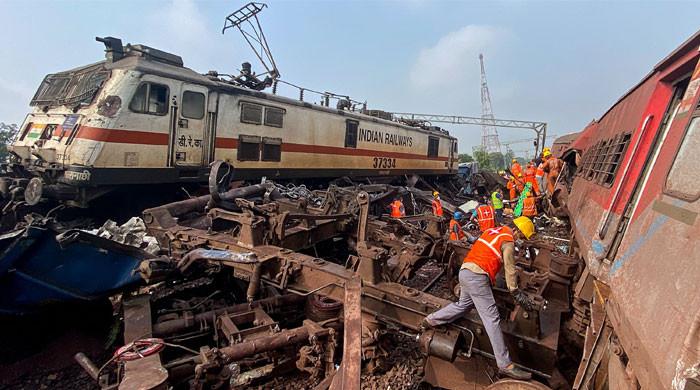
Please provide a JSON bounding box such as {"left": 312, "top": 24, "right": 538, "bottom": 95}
{"left": 172, "top": 84, "right": 209, "bottom": 166}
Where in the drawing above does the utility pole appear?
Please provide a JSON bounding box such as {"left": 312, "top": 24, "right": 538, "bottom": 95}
{"left": 479, "top": 53, "right": 502, "bottom": 155}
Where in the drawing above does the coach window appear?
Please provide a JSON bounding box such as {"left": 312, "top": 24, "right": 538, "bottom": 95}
{"left": 264, "top": 107, "right": 284, "bottom": 127}
{"left": 665, "top": 108, "right": 700, "bottom": 201}
{"left": 182, "top": 91, "right": 205, "bottom": 119}
{"left": 428, "top": 136, "right": 439, "bottom": 158}
{"left": 262, "top": 137, "right": 282, "bottom": 162}
{"left": 238, "top": 135, "right": 261, "bottom": 161}
{"left": 129, "top": 82, "right": 169, "bottom": 115}
{"left": 241, "top": 103, "right": 263, "bottom": 125}
{"left": 345, "top": 120, "right": 358, "bottom": 148}
{"left": 601, "top": 133, "right": 631, "bottom": 186}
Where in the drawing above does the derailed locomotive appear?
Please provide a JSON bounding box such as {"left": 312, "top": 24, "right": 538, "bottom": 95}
{"left": 556, "top": 30, "right": 700, "bottom": 389}
{"left": 3, "top": 37, "right": 457, "bottom": 211}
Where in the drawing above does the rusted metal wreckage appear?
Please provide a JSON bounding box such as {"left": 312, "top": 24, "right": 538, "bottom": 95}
{"left": 80, "top": 161, "right": 579, "bottom": 389}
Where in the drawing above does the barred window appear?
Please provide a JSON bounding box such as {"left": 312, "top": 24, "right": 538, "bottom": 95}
{"left": 238, "top": 135, "right": 261, "bottom": 161}
{"left": 600, "top": 134, "right": 631, "bottom": 185}
{"left": 264, "top": 107, "right": 284, "bottom": 127}
{"left": 428, "top": 136, "right": 439, "bottom": 158}
{"left": 241, "top": 103, "right": 263, "bottom": 125}
{"left": 345, "top": 120, "right": 358, "bottom": 148}
{"left": 577, "top": 134, "right": 631, "bottom": 187}
{"left": 261, "top": 137, "right": 282, "bottom": 161}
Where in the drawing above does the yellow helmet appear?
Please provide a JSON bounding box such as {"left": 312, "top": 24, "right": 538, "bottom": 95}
{"left": 512, "top": 159, "right": 517, "bottom": 163}
{"left": 513, "top": 216, "right": 535, "bottom": 239}
{"left": 543, "top": 147, "right": 551, "bottom": 153}
{"left": 543, "top": 150, "right": 552, "bottom": 158}
{"left": 517, "top": 173, "right": 523, "bottom": 178}
{"left": 432, "top": 191, "right": 440, "bottom": 198}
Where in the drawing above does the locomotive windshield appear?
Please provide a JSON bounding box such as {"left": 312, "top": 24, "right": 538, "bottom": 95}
{"left": 30, "top": 62, "right": 110, "bottom": 108}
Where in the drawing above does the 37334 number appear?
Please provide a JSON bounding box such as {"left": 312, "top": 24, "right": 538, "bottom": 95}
{"left": 372, "top": 157, "right": 396, "bottom": 169}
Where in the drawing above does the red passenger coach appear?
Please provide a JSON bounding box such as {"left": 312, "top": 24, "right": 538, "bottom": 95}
{"left": 561, "top": 31, "right": 700, "bottom": 389}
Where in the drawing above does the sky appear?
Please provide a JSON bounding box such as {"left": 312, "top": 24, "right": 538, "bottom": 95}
{"left": 0, "top": 0, "right": 697, "bottom": 158}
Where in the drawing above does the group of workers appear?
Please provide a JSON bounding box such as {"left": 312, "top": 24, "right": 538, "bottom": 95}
{"left": 507, "top": 147, "right": 563, "bottom": 198}
{"left": 431, "top": 191, "right": 539, "bottom": 380}
{"left": 383, "top": 148, "right": 563, "bottom": 381}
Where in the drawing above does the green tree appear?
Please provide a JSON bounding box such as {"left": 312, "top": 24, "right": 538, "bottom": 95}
{"left": 0, "top": 123, "right": 18, "bottom": 162}
{"left": 458, "top": 153, "right": 473, "bottom": 163}
{"left": 488, "top": 152, "right": 506, "bottom": 171}
{"left": 473, "top": 149, "right": 493, "bottom": 171}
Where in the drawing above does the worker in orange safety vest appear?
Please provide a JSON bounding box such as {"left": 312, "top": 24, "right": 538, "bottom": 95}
{"left": 506, "top": 176, "right": 518, "bottom": 201}
{"left": 522, "top": 193, "right": 538, "bottom": 217}
{"left": 423, "top": 217, "right": 538, "bottom": 380}
{"left": 471, "top": 203, "right": 497, "bottom": 231}
{"left": 524, "top": 162, "right": 540, "bottom": 195}
{"left": 431, "top": 191, "right": 444, "bottom": 217}
{"left": 542, "top": 150, "right": 564, "bottom": 195}
{"left": 389, "top": 196, "right": 405, "bottom": 218}
{"left": 535, "top": 159, "right": 546, "bottom": 194}
{"left": 510, "top": 159, "right": 523, "bottom": 178}
{"left": 448, "top": 211, "right": 466, "bottom": 241}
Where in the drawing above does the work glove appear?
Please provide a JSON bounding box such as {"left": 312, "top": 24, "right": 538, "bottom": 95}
{"left": 511, "top": 289, "right": 536, "bottom": 312}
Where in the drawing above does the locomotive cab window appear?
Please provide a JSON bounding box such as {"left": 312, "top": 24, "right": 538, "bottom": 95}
{"left": 182, "top": 91, "right": 205, "bottom": 119}
{"left": 129, "top": 82, "right": 169, "bottom": 115}
{"left": 241, "top": 103, "right": 263, "bottom": 125}
{"left": 345, "top": 120, "right": 358, "bottom": 148}
{"left": 264, "top": 107, "right": 284, "bottom": 127}
{"left": 666, "top": 104, "right": 700, "bottom": 201}
{"left": 428, "top": 136, "right": 439, "bottom": 158}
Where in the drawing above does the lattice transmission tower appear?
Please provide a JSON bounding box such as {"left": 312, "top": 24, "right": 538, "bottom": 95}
{"left": 478, "top": 53, "right": 502, "bottom": 154}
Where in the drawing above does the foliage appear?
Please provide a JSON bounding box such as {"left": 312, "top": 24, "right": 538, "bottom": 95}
{"left": 0, "top": 123, "right": 18, "bottom": 162}
{"left": 458, "top": 153, "right": 473, "bottom": 163}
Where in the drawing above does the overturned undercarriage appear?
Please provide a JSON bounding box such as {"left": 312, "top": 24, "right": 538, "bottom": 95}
{"left": 71, "top": 161, "right": 579, "bottom": 390}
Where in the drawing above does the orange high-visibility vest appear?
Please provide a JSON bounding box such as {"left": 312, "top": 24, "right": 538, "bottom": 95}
{"left": 507, "top": 180, "right": 518, "bottom": 200}
{"left": 449, "top": 219, "right": 465, "bottom": 241}
{"left": 463, "top": 226, "right": 514, "bottom": 283}
{"left": 390, "top": 200, "right": 405, "bottom": 218}
{"left": 524, "top": 166, "right": 539, "bottom": 194}
{"left": 535, "top": 163, "right": 545, "bottom": 179}
{"left": 476, "top": 205, "right": 496, "bottom": 231}
{"left": 522, "top": 196, "right": 537, "bottom": 217}
{"left": 511, "top": 162, "right": 522, "bottom": 177}
{"left": 431, "top": 199, "right": 443, "bottom": 217}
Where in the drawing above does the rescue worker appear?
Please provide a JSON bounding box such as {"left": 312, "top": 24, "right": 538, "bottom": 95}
{"left": 431, "top": 191, "right": 444, "bottom": 217}
{"left": 535, "top": 158, "right": 546, "bottom": 195}
{"left": 542, "top": 150, "right": 564, "bottom": 195}
{"left": 491, "top": 188, "right": 504, "bottom": 224}
{"left": 524, "top": 162, "right": 539, "bottom": 195}
{"left": 522, "top": 192, "right": 538, "bottom": 217}
{"left": 506, "top": 175, "right": 520, "bottom": 201}
{"left": 422, "top": 217, "right": 538, "bottom": 381}
{"left": 389, "top": 196, "right": 405, "bottom": 218}
{"left": 510, "top": 159, "right": 523, "bottom": 178}
{"left": 449, "top": 211, "right": 466, "bottom": 241}
{"left": 471, "top": 202, "right": 497, "bottom": 231}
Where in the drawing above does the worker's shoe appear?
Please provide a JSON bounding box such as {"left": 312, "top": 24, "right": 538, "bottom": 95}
{"left": 498, "top": 365, "right": 532, "bottom": 380}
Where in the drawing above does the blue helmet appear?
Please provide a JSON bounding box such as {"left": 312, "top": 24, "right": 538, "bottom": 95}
{"left": 453, "top": 211, "right": 463, "bottom": 220}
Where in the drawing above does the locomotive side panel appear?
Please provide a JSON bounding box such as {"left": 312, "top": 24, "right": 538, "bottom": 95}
{"left": 213, "top": 93, "right": 452, "bottom": 178}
